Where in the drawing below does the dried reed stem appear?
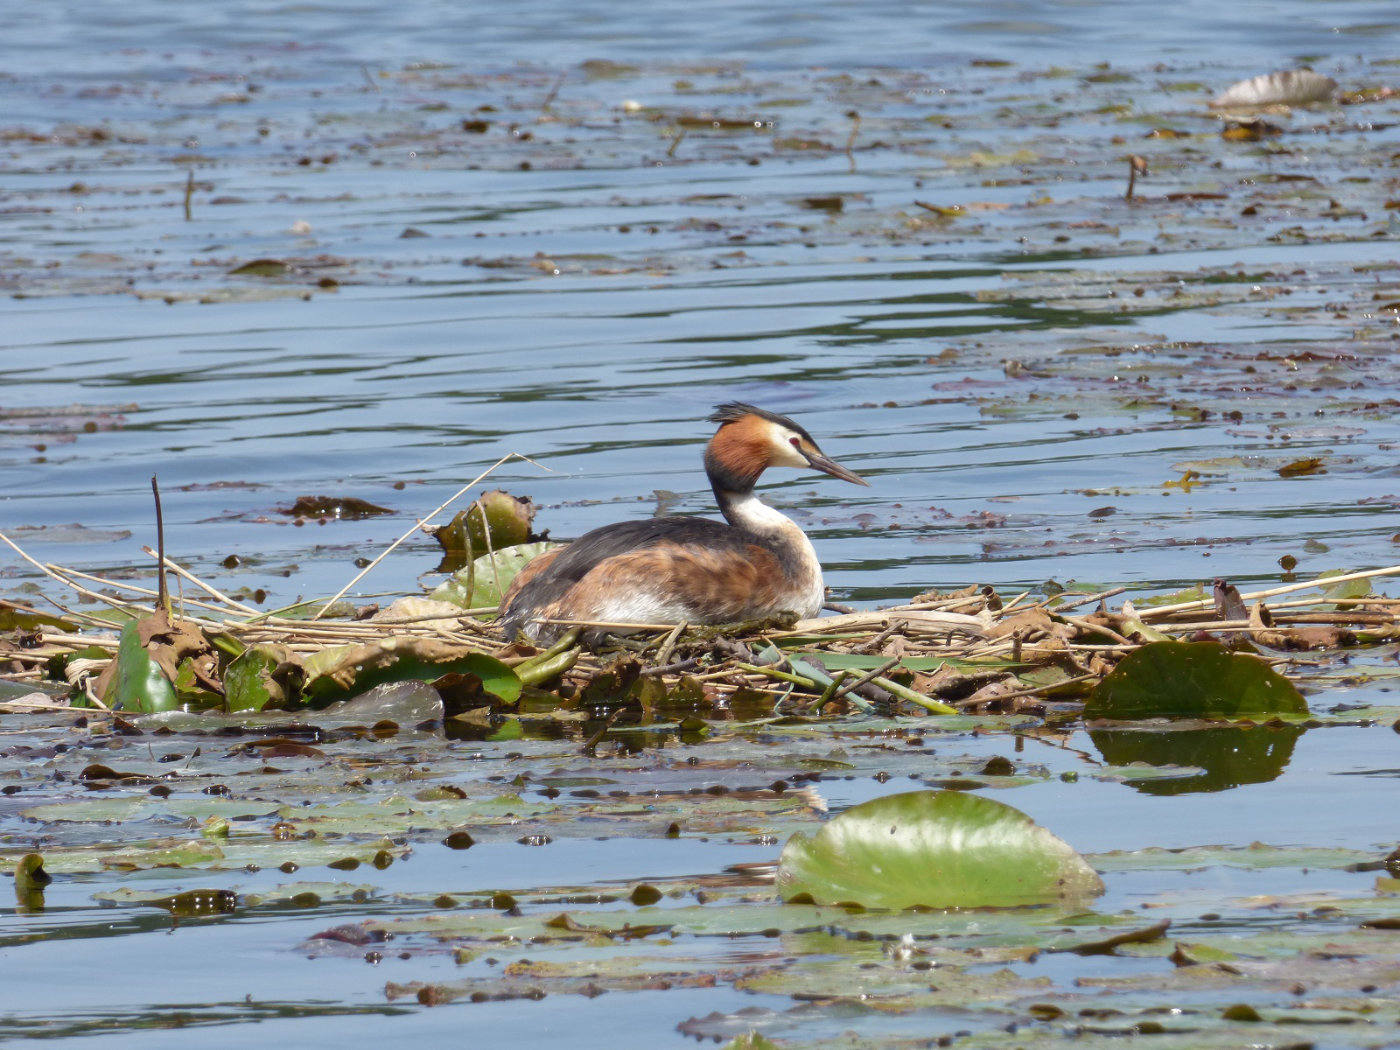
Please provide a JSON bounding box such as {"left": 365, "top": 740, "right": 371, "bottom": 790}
{"left": 309, "top": 451, "right": 550, "bottom": 621}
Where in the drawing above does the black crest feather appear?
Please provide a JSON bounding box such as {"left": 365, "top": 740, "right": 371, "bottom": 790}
{"left": 708, "top": 402, "right": 813, "bottom": 442}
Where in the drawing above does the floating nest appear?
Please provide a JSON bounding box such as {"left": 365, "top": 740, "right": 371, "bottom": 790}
{"left": 2, "top": 522, "right": 1396, "bottom": 724}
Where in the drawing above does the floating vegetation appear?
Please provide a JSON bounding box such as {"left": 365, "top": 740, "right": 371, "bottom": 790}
{"left": 6, "top": 510, "right": 1400, "bottom": 1045}
{"left": 776, "top": 790, "right": 1104, "bottom": 908}
{"left": 1084, "top": 640, "right": 1307, "bottom": 721}
{"left": 5, "top": 510, "right": 1400, "bottom": 724}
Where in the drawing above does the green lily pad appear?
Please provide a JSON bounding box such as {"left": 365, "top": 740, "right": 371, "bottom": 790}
{"left": 1089, "top": 842, "right": 1381, "bottom": 872}
{"left": 1319, "top": 570, "right": 1372, "bottom": 601}
{"left": 775, "top": 790, "right": 1104, "bottom": 909}
{"left": 225, "top": 644, "right": 296, "bottom": 712}
{"left": 1136, "top": 586, "right": 1209, "bottom": 608}
{"left": 1084, "top": 641, "right": 1307, "bottom": 721}
{"left": 98, "top": 838, "right": 228, "bottom": 871}
{"left": 0, "top": 835, "right": 398, "bottom": 875}
{"left": 430, "top": 542, "right": 560, "bottom": 609}
{"left": 21, "top": 797, "right": 277, "bottom": 824}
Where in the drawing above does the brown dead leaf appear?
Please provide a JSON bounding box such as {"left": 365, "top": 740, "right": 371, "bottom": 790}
{"left": 1277, "top": 457, "right": 1325, "bottom": 478}
{"left": 987, "top": 609, "right": 1061, "bottom": 641}
{"left": 95, "top": 610, "right": 222, "bottom": 700}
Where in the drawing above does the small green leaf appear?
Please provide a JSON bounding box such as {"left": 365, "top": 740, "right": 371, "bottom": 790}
{"left": 263, "top": 598, "right": 358, "bottom": 621}
{"left": 429, "top": 491, "right": 538, "bottom": 570}
{"left": 172, "top": 657, "right": 223, "bottom": 710}
{"left": 1136, "top": 586, "right": 1209, "bottom": 608}
{"left": 1319, "top": 570, "right": 1371, "bottom": 601}
{"left": 1084, "top": 641, "right": 1307, "bottom": 721}
{"left": 776, "top": 790, "right": 1103, "bottom": 909}
{"left": 202, "top": 817, "right": 231, "bottom": 839}
{"left": 0, "top": 603, "right": 78, "bottom": 633}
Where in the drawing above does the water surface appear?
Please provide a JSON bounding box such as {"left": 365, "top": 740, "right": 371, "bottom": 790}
{"left": 3, "top": 2, "right": 1400, "bottom": 1044}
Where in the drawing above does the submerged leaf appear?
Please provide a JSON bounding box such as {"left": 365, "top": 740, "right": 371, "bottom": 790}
{"left": 283, "top": 495, "right": 392, "bottom": 520}
{"left": 1277, "top": 456, "right": 1325, "bottom": 477}
{"left": 1084, "top": 641, "right": 1306, "bottom": 721}
{"left": 1060, "top": 919, "right": 1170, "bottom": 956}
{"left": 146, "top": 889, "right": 239, "bottom": 916}
{"left": 776, "top": 790, "right": 1103, "bottom": 909}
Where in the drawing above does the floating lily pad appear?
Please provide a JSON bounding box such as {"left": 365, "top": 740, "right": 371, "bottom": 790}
{"left": 1319, "top": 570, "right": 1372, "bottom": 601}
{"left": 1084, "top": 641, "right": 1307, "bottom": 721}
{"left": 775, "top": 790, "right": 1103, "bottom": 909}
{"left": 20, "top": 797, "right": 277, "bottom": 825}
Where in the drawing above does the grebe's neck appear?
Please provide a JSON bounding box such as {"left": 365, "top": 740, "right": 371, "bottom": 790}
{"left": 713, "top": 486, "right": 800, "bottom": 536}
{"left": 713, "top": 483, "right": 826, "bottom": 616}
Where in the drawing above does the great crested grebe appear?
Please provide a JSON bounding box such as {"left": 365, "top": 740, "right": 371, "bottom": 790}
{"left": 498, "top": 403, "right": 867, "bottom": 641}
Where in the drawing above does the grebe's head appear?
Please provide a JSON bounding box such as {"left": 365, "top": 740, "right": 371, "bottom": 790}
{"left": 704, "top": 402, "right": 867, "bottom": 492}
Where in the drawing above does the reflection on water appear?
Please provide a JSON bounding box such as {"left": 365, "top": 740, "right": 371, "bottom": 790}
{"left": 1090, "top": 723, "right": 1304, "bottom": 795}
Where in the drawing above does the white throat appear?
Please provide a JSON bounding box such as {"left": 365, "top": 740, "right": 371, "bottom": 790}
{"left": 720, "top": 490, "right": 826, "bottom": 616}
